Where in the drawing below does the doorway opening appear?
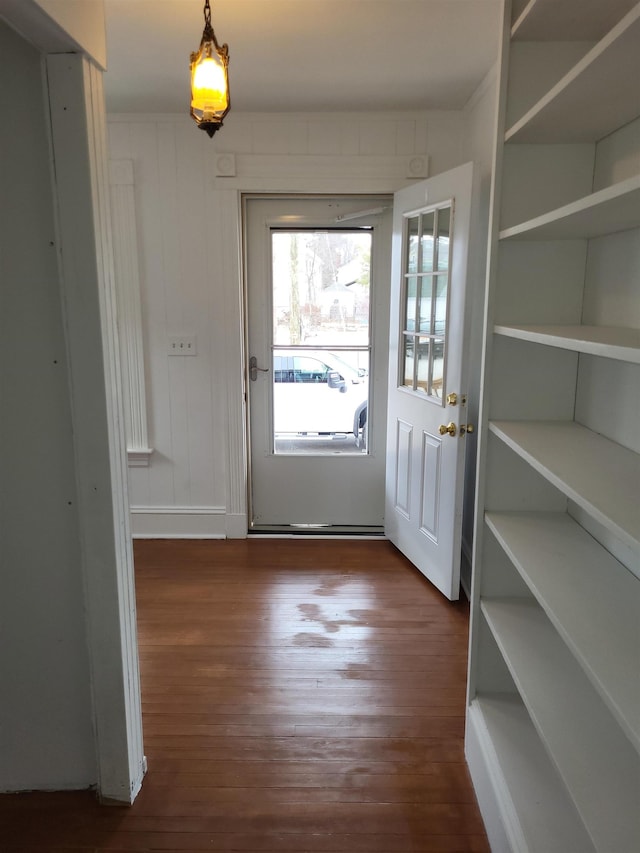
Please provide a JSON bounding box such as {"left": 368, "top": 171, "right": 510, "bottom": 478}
{"left": 244, "top": 196, "right": 392, "bottom": 532}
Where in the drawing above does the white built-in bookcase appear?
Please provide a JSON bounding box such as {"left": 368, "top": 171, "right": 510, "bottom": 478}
{"left": 466, "top": 1, "right": 640, "bottom": 850}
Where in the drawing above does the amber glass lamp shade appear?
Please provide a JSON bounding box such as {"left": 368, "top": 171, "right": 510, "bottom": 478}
{"left": 190, "top": 4, "right": 230, "bottom": 138}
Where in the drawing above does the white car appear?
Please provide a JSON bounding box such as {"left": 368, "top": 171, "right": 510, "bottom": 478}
{"left": 273, "top": 350, "right": 368, "bottom": 438}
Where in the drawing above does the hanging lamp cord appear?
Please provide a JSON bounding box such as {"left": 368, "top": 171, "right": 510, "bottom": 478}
{"left": 202, "top": 0, "right": 214, "bottom": 38}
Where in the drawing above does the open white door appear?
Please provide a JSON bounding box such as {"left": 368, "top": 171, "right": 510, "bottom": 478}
{"left": 385, "top": 163, "right": 475, "bottom": 600}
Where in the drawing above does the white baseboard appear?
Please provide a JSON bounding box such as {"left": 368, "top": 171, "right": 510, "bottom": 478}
{"left": 130, "top": 506, "right": 230, "bottom": 539}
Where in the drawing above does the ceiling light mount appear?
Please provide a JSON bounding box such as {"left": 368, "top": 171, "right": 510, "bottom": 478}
{"left": 190, "top": 0, "right": 230, "bottom": 138}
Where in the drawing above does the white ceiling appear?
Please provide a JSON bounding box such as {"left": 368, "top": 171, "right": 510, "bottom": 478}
{"left": 104, "top": 0, "right": 501, "bottom": 115}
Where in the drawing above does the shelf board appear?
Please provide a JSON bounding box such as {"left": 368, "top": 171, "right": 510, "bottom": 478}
{"left": 512, "top": 0, "right": 639, "bottom": 41}
{"left": 493, "top": 324, "right": 640, "bottom": 363}
{"left": 485, "top": 511, "right": 640, "bottom": 750}
{"left": 468, "top": 696, "right": 595, "bottom": 852}
{"left": 507, "top": 5, "right": 640, "bottom": 142}
{"left": 482, "top": 598, "right": 640, "bottom": 851}
{"left": 499, "top": 175, "right": 640, "bottom": 241}
{"left": 489, "top": 420, "right": 640, "bottom": 549}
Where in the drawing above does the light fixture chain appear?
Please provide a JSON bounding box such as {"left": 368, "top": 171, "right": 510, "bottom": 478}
{"left": 203, "top": 0, "right": 212, "bottom": 29}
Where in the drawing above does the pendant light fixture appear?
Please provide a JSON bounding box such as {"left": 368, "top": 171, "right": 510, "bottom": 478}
{"left": 190, "top": 0, "right": 230, "bottom": 138}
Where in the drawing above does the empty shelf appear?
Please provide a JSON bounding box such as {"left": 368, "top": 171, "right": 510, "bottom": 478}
{"left": 499, "top": 176, "right": 640, "bottom": 241}
{"left": 493, "top": 324, "right": 640, "bottom": 363}
{"left": 512, "top": 0, "right": 638, "bottom": 41}
{"left": 489, "top": 420, "right": 640, "bottom": 548}
{"left": 482, "top": 598, "right": 640, "bottom": 851}
{"left": 485, "top": 510, "right": 640, "bottom": 749}
{"left": 468, "top": 695, "right": 596, "bottom": 852}
{"left": 507, "top": 5, "right": 640, "bottom": 142}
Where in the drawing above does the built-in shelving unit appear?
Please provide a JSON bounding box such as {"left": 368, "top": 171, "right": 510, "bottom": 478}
{"left": 466, "top": 1, "right": 640, "bottom": 850}
{"left": 507, "top": 5, "right": 640, "bottom": 143}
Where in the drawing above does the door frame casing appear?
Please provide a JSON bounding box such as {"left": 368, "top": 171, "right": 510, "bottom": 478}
{"left": 223, "top": 168, "right": 432, "bottom": 538}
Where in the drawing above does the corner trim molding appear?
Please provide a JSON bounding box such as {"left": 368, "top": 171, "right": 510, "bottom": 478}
{"left": 108, "top": 159, "right": 153, "bottom": 463}
{"left": 47, "top": 56, "right": 144, "bottom": 803}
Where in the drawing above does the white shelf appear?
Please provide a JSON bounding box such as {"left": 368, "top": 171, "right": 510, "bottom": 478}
{"left": 512, "top": 0, "right": 639, "bottom": 41}
{"left": 493, "top": 324, "right": 640, "bottom": 363}
{"left": 468, "top": 696, "right": 595, "bottom": 852}
{"left": 499, "top": 175, "right": 640, "bottom": 241}
{"left": 489, "top": 420, "right": 640, "bottom": 549}
{"left": 507, "top": 5, "right": 640, "bottom": 142}
{"left": 485, "top": 511, "right": 640, "bottom": 750}
{"left": 482, "top": 598, "right": 640, "bottom": 851}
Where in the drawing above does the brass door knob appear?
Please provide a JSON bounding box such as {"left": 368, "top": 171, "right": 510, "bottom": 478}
{"left": 460, "top": 423, "right": 475, "bottom": 435}
{"left": 439, "top": 422, "right": 457, "bottom": 437}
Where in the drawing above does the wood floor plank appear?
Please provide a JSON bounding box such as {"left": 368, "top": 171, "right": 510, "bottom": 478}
{"left": 0, "top": 539, "right": 488, "bottom": 851}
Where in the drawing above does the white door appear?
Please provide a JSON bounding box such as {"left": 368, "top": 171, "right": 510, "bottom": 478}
{"left": 385, "top": 163, "right": 475, "bottom": 600}
{"left": 246, "top": 196, "right": 392, "bottom": 531}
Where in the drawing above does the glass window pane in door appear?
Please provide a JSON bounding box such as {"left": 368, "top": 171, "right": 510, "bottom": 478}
{"left": 270, "top": 228, "right": 372, "bottom": 456}
{"left": 434, "top": 275, "right": 448, "bottom": 336}
{"left": 432, "top": 338, "right": 445, "bottom": 398}
{"left": 418, "top": 276, "right": 433, "bottom": 333}
{"left": 420, "top": 211, "right": 435, "bottom": 273}
{"left": 272, "top": 347, "right": 370, "bottom": 453}
{"left": 272, "top": 230, "right": 371, "bottom": 347}
{"left": 402, "top": 335, "right": 415, "bottom": 388}
{"left": 404, "top": 276, "right": 418, "bottom": 331}
{"left": 416, "top": 337, "right": 431, "bottom": 393}
{"left": 397, "top": 201, "right": 453, "bottom": 403}
{"left": 437, "top": 206, "right": 451, "bottom": 272}
{"left": 406, "top": 216, "right": 419, "bottom": 274}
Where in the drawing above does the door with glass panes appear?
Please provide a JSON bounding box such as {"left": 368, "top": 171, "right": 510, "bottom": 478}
{"left": 245, "top": 196, "right": 392, "bottom": 530}
{"left": 385, "top": 163, "right": 475, "bottom": 599}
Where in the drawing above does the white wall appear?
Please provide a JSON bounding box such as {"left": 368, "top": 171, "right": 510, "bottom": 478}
{"left": 1, "top": 0, "right": 144, "bottom": 801}
{"left": 0, "top": 19, "right": 96, "bottom": 791}
{"left": 107, "top": 109, "right": 479, "bottom": 538}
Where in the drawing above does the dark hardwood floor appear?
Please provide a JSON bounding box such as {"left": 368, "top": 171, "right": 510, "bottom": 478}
{"left": 1, "top": 539, "right": 489, "bottom": 852}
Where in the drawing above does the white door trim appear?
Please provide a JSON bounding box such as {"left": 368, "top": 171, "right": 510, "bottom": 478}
{"left": 46, "top": 54, "right": 145, "bottom": 803}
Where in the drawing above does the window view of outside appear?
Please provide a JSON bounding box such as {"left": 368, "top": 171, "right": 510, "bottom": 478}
{"left": 401, "top": 205, "right": 451, "bottom": 399}
{"left": 271, "top": 229, "right": 372, "bottom": 455}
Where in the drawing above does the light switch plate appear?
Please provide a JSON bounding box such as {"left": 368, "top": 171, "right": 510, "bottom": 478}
{"left": 168, "top": 335, "right": 197, "bottom": 356}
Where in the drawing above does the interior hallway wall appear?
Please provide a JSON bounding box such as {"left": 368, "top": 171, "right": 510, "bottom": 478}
{"left": 107, "top": 110, "right": 473, "bottom": 537}
{"left": 0, "top": 19, "right": 96, "bottom": 791}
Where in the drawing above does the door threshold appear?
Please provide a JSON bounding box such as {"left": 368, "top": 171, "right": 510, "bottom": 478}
{"left": 249, "top": 525, "right": 385, "bottom": 539}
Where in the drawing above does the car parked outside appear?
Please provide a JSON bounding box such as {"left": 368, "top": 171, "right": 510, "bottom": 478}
{"left": 273, "top": 349, "right": 368, "bottom": 439}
